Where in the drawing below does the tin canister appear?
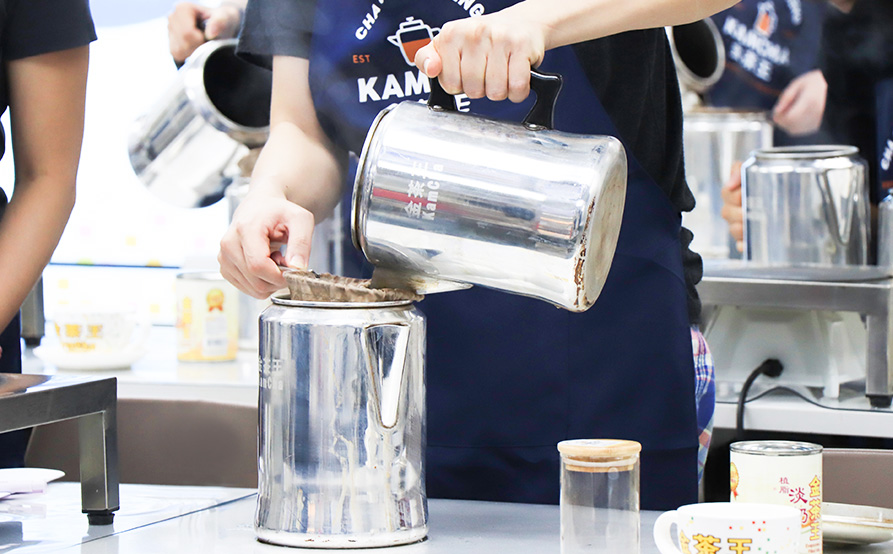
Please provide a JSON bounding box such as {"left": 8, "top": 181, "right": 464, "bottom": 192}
{"left": 730, "top": 440, "right": 823, "bottom": 554}
{"left": 175, "top": 271, "right": 239, "bottom": 361}
{"left": 255, "top": 296, "right": 427, "bottom": 547}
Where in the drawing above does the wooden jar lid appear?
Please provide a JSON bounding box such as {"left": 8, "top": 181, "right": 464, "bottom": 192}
{"left": 557, "top": 439, "right": 641, "bottom": 473}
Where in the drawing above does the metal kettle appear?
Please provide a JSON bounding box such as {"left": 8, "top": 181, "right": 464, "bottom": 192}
{"left": 128, "top": 39, "right": 271, "bottom": 208}
{"left": 743, "top": 145, "right": 870, "bottom": 266}
{"left": 255, "top": 296, "right": 427, "bottom": 548}
{"left": 352, "top": 72, "right": 628, "bottom": 312}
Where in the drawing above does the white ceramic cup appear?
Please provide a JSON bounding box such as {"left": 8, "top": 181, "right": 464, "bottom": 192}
{"left": 53, "top": 307, "right": 149, "bottom": 354}
{"left": 653, "top": 502, "right": 801, "bottom": 554}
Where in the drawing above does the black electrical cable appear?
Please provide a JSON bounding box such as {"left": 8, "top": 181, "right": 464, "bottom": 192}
{"left": 736, "top": 358, "right": 784, "bottom": 440}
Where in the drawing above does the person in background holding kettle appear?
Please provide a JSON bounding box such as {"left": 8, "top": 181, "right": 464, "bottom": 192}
{"left": 0, "top": 0, "right": 96, "bottom": 468}
{"left": 168, "top": 0, "right": 246, "bottom": 66}
{"left": 705, "top": 0, "right": 830, "bottom": 146}
{"left": 219, "top": 0, "right": 736, "bottom": 510}
{"left": 720, "top": 0, "right": 893, "bottom": 254}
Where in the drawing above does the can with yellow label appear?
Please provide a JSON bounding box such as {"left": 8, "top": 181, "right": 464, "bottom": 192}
{"left": 175, "top": 271, "right": 239, "bottom": 361}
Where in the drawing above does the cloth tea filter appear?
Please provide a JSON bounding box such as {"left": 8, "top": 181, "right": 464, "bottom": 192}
{"left": 284, "top": 269, "right": 423, "bottom": 303}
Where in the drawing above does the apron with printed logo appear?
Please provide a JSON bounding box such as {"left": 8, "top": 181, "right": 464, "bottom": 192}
{"left": 308, "top": 0, "right": 697, "bottom": 509}
{"left": 707, "top": 0, "right": 826, "bottom": 110}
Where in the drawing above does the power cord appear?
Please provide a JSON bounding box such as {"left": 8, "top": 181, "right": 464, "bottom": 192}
{"left": 736, "top": 358, "right": 784, "bottom": 440}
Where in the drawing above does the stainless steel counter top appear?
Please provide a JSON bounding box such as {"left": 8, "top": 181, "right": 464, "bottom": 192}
{"left": 2, "top": 483, "right": 888, "bottom": 553}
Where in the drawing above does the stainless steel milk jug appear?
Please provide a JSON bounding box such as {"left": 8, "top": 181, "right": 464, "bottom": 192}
{"left": 743, "top": 145, "right": 870, "bottom": 266}
{"left": 683, "top": 108, "right": 773, "bottom": 258}
{"left": 256, "top": 296, "right": 426, "bottom": 548}
{"left": 352, "top": 72, "right": 627, "bottom": 312}
{"left": 128, "top": 39, "right": 271, "bottom": 208}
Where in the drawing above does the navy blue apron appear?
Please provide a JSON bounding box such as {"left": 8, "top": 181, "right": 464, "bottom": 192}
{"left": 707, "top": 0, "right": 826, "bottom": 145}
{"left": 877, "top": 78, "right": 893, "bottom": 198}
{"left": 309, "top": 0, "right": 697, "bottom": 510}
{"left": 0, "top": 121, "right": 28, "bottom": 469}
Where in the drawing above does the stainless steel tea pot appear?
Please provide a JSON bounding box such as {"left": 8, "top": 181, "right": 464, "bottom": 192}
{"left": 743, "top": 145, "right": 870, "bottom": 266}
{"left": 352, "top": 72, "right": 628, "bottom": 312}
{"left": 256, "top": 296, "right": 427, "bottom": 548}
{"left": 128, "top": 39, "right": 271, "bottom": 208}
{"left": 683, "top": 108, "right": 773, "bottom": 259}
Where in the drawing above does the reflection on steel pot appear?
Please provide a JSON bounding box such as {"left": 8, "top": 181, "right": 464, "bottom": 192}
{"left": 352, "top": 72, "right": 627, "bottom": 312}
{"left": 256, "top": 296, "right": 426, "bottom": 548}
{"left": 683, "top": 108, "right": 773, "bottom": 259}
{"left": 743, "top": 145, "right": 870, "bottom": 266}
{"left": 128, "top": 39, "right": 271, "bottom": 208}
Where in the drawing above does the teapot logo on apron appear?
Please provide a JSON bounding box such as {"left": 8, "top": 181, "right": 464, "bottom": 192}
{"left": 720, "top": 1, "right": 792, "bottom": 84}
{"left": 755, "top": 1, "right": 778, "bottom": 36}
{"left": 387, "top": 17, "right": 439, "bottom": 65}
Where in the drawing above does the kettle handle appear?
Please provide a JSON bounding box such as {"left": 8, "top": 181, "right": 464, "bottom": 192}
{"left": 427, "top": 70, "right": 564, "bottom": 130}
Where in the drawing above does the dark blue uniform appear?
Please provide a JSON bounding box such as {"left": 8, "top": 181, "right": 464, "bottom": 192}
{"left": 706, "top": 0, "right": 828, "bottom": 145}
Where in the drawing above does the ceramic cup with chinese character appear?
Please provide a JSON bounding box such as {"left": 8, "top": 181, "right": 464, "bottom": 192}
{"left": 653, "top": 502, "right": 800, "bottom": 554}
{"left": 53, "top": 306, "right": 149, "bottom": 354}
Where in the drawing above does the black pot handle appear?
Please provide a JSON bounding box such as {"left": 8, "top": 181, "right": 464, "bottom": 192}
{"left": 427, "top": 70, "right": 563, "bottom": 130}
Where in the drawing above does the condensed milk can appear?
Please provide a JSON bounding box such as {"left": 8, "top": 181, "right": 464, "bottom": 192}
{"left": 731, "top": 440, "right": 823, "bottom": 554}
{"left": 256, "top": 296, "right": 427, "bottom": 548}
{"left": 175, "top": 271, "right": 239, "bottom": 361}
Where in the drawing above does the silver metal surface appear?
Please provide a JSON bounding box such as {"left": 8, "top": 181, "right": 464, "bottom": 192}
{"left": 683, "top": 109, "right": 773, "bottom": 258}
{"left": 0, "top": 484, "right": 710, "bottom": 554}
{"left": 20, "top": 275, "right": 45, "bottom": 345}
{"left": 878, "top": 192, "right": 893, "bottom": 267}
{"left": 743, "top": 145, "right": 870, "bottom": 266}
{"left": 0, "top": 374, "right": 119, "bottom": 523}
{"left": 256, "top": 296, "right": 427, "bottom": 547}
{"left": 128, "top": 40, "right": 270, "bottom": 209}
{"left": 666, "top": 18, "right": 725, "bottom": 97}
{"left": 352, "top": 100, "right": 627, "bottom": 312}
{"left": 698, "top": 266, "right": 893, "bottom": 406}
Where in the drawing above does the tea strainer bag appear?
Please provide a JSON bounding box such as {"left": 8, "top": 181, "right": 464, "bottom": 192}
{"left": 284, "top": 269, "right": 423, "bottom": 303}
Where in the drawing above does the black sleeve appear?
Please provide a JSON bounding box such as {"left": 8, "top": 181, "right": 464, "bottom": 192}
{"left": 3, "top": 0, "right": 96, "bottom": 61}
{"left": 238, "top": 0, "right": 317, "bottom": 68}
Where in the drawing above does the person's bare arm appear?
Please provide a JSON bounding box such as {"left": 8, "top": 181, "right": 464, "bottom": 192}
{"left": 416, "top": 0, "right": 740, "bottom": 101}
{"left": 0, "top": 46, "right": 89, "bottom": 329}
{"left": 218, "top": 56, "right": 345, "bottom": 298}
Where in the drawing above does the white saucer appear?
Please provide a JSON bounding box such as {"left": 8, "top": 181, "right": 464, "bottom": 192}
{"left": 33, "top": 344, "right": 147, "bottom": 371}
{"left": 0, "top": 468, "right": 65, "bottom": 496}
{"left": 823, "top": 502, "right": 893, "bottom": 546}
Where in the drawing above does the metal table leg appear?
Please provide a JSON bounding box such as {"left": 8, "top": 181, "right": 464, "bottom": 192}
{"left": 0, "top": 374, "right": 120, "bottom": 524}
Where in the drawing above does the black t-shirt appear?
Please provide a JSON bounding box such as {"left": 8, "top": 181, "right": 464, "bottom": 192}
{"left": 239, "top": 0, "right": 703, "bottom": 323}
{"left": 0, "top": 0, "right": 96, "bottom": 215}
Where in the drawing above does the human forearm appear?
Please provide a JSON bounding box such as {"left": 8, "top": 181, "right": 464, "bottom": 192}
{"left": 417, "top": 0, "right": 738, "bottom": 101}
{"left": 507, "top": 0, "right": 739, "bottom": 50}
{"left": 0, "top": 180, "right": 74, "bottom": 328}
{"left": 218, "top": 55, "right": 344, "bottom": 295}
{"left": 0, "top": 47, "right": 87, "bottom": 328}
{"left": 249, "top": 121, "right": 344, "bottom": 224}
{"left": 0, "top": 176, "right": 75, "bottom": 328}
